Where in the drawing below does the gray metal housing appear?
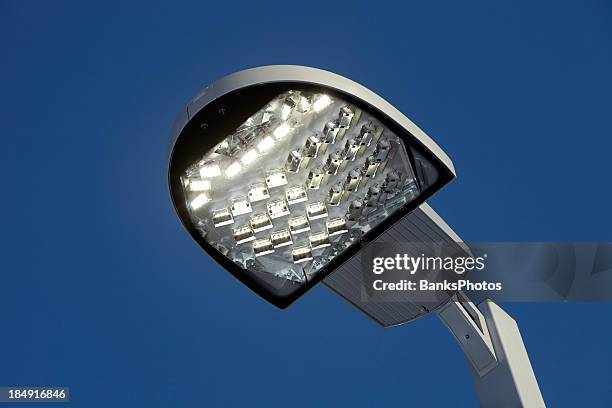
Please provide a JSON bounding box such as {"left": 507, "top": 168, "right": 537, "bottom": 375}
{"left": 323, "top": 202, "right": 466, "bottom": 327}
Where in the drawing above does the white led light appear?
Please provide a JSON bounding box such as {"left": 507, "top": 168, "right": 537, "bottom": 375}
{"left": 305, "top": 168, "right": 325, "bottom": 190}
{"left": 322, "top": 121, "right": 340, "bottom": 144}
{"left": 230, "top": 196, "right": 252, "bottom": 216}
{"left": 309, "top": 231, "right": 331, "bottom": 250}
{"left": 338, "top": 106, "right": 354, "bottom": 128}
{"left": 241, "top": 149, "right": 259, "bottom": 165}
{"left": 267, "top": 199, "right": 291, "bottom": 219}
{"left": 257, "top": 136, "right": 275, "bottom": 153}
{"left": 358, "top": 124, "right": 375, "bottom": 147}
{"left": 363, "top": 156, "right": 379, "bottom": 178}
{"left": 303, "top": 136, "right": 321, "bottom": 158}
{"left": 285, "top": 151, "right": 303, "bottom": 173}
{"left": 288, "top": 215, "right": 310, "bottom": 235}
{"left": 212, "top": 208, "right": 234, "bottom": 227}
{"left": 253, "top": 238, "right": 275, "bottom": 257}
{"left": 250, "top": 213, "right": 273, "bottom": 233}
{"left": 313, "top": 95, "right": 332, "bottom": 112}
{"left": 292, "top": 245, "right": 313, "bottom": 264}
{"left": 327, "top": 183, "right": 344, "bottom": 206}
{"left": 306, "top": 201, "right": 328, "bottom": 220}
{"left": 285, "top": 185, "right": 308, "bottom": 205}
{"left": 190, "top": 193, "right": 211, "bottom": 210}
{"left": 374, "top": 139, "right": 391, "bottom": 162}
{"left": 232, "top": 225, "right": 256, "bottom": 244}
{"left": 273, "top": 123, "right": 291, "bottom": 140}
{"left": 344, "top": 169, "right": 362, "bottom": 192}
{"left": 298, "top": 95, "right": 312, "bottom": 113}
{"left": 325, "top": 152, "right": 342, "bottom": 175}
{"left": 225, "top": 162, "right": 242, "bottom": 178}
{"left": 187, "top": 178, "right": 212, "bottom": 192}
{"left": 265, "top": 168, "right": 287, "bottom": 188}
{"left": 199, "top": 163, "right": 221, "bottom": 178}
{"left": 342, "top": 138, "right": 360, "bottom": 161}
{"left": 270, "top": 229, "right": 293, "bottom": 248}
{"left": 247, "top": 182, "right": 270, "bottom": 202}
{"left": 281, "top": 103, "right": 292, "bottom": 120}
{"left": 326, "top": 217, "right": 348, "bottom": 236}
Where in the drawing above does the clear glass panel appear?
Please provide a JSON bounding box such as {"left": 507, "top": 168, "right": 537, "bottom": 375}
{"left": 181, "top": 90, "right": 420, "bottom": 283}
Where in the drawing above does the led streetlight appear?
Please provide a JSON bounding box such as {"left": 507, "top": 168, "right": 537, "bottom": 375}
{"left": 168, "top": 66, "right": 545, "bottom": 407}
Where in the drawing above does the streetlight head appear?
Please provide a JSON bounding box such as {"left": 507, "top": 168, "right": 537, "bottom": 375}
{"left": 168, "top": 66, "right": 455, "bottom": 308}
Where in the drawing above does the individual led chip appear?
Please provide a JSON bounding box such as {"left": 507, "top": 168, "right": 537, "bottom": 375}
{"left": 344, "top": 169, "right": 362, "bottom": 192}
{"left": 312, "top": 95, "right": 332, "bottom": 112}
{"left": 306, "top": 201, "right": 328, "bottom": 220}
{"left": 240, "top": 149, "right": 259, "bottom": 165}
{"left": 322, "top": 121, "right": 340, "bottom": 144}
{"left": 326, "top": 217, "right": 348, "bottom": 236}
{"left": 250, "top": 212, "right": 273, "bottom": 232}
{"left": 285, "top": 151, "right": 303, "bottom": 173}
{"left": 190, "top": 192, "right": 211, "bottom": 210}
{"left": 267, "top": 199, "right": 290, "bottom": 219}
{"left": 288, "top": 215, "right": 310, "bottom": 235}
{"left": 185, "top": 178, "right": 212, "bottom": 192}
{"left": 327, "top": 183, "right": 344, "bottom": 206}
{"left": 358, "top": 124, "right": 375, "bottom": 147}
{"left": 365, "top": 185, "right": 382, "bottom": 207}
{"left": 230, "top": 196, "right": 252, "bottom": 216}
{"left": 257, "top": 136, "right": 275, "bottom": 153}
{"left": 253, "top": 238, "right": 275, "bottom": 257}
{"left": 342, "top": 138, "right": 360, "bottom": 161}
{"left": 225, "top": 162, "right": 242, "bottom": 178}
{"left": 212, "top": 207, "right": 234, "bottom": 227}
{"left": 363, "top": 156, "right": 379, "bottom": 178}
{"left": 281, "top": 96, "right": 296, "bottom": 120}
{"left": 199, "top": 162, "right": 221, "bottom": 178}
{"left": 232, "top": 225, "right": 256, "bottom": 244}
{"left": 285, "top": 185, "right": 308, "bottom": 205}
{"left": 297, "top": 94, "right": 312, "bottom": 113}
{"left": 302, "top": 136, "right": 321, "bottom": 158}
{"left": 338, "top": 106, "right": 354, "bottom": 128}
{"left": 248, "top": 182, "right": 270, "bottom": 202}
{"left": 348, "top": 200, "right": 364, "bottom": 221}
{"left": 309, "top": 231, "right": 331, "bottom": 250}
{"left": 383, "top": 170, "right": 402, "bottom": 193}
{"left": 273, "top": 123, "right": 292, "bottom": 140}
{"left": 324, "top": 152, "right": 342, "bottom": 175}
{"left": 270, "top": 229, "right": 293, "bottom": 248}
{"left": 265, "top": 168, "right": 288, "bottom": 188}
{"left": 374, "top": 139, "right": 391, "bottom": 162}
{"left": 292, "top": 245, "right": 313, "bottom": 264}
{"left": 305, "top": 167, "right": 325, "bottom": 189}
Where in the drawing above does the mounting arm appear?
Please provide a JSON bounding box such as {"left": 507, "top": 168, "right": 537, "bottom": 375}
{"left": 437, "top": 293, "right": 546, "bottom": 407}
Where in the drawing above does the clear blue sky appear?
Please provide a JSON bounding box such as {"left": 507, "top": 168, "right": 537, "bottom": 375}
{"left": 1, "top": 1, "right": 611, "bottom": 406}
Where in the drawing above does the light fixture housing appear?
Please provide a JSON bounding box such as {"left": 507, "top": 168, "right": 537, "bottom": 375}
{"left": 168, "top": 66, "right": 455, "bottom": 308}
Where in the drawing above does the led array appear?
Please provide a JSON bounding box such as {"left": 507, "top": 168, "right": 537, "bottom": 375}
{"left": 181, "top": 89, "right": 420, "bottom": 282}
